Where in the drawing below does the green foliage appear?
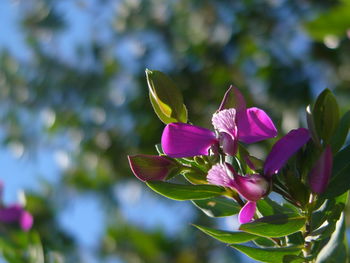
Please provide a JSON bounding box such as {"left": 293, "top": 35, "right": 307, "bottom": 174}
{"left": 324, "top": 145, "right": 350, "bottom": 198}
{"left": 239, "top": 214, "right": 306, "bottom": 238}
{"left": 146, "top": 181, "right": 225, "bottom": 200}
{"left": 146, "top": 69, "right": 188, "bottom": 124}
{"left": 192, "top": 197, "right": 241, "bottom": 217}
{"left": 193, "top": 225, "right": 258, "bottom": 244}
{"left": 305, "top": 0, "right": 350, "bottom": 41}
{"left": 230, "top": 244, "right": 302, "bottom": 263}
{"left": 312, "top": 89, "right": 340, "bottom": 144}
{"left": 331, "top": 111, "right": 350, "bottom": 153}
{"left": 316, "top": 213, "right": 348, "bottom": 263}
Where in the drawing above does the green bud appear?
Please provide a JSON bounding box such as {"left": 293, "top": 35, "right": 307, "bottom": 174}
{"left": 312, "top": 89, "right": 340, "bottom": 144}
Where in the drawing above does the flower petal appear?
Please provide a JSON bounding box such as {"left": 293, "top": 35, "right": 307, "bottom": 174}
{"left": 207, "top": 163, "right": 236, "bottom": 188}
{"left": 232, "top": 174, "right": 270, "bottom": 202}
{"left": 309, "top": 145, "right": 333, "bottom": 194}
{"left": 218, "top": 85, "right": 246, "bottom": 112}
{"left": 239, "top": 201, "right": 256, "bottom": 224}
{"left": 0, "top": 204, "right": 22, "bottom": 223}
{"left": 220, "top": 132, "right": 238, "bottom": 156}
{"left": 212, "top": 108, "right": 237, "bottom": 138}
{"left": 161, "top": 123, "right": 217, "bottom": 158}
{"left": 20, "top": 211, "right": 33, "bottom": 231}
{"left": 128, "top": 155, "right": 178, "bottom": 182}
{"left": 264, "top": 128, "right": 310, "bottom": 177}
{"left": 237, "top": 107, "right": 277, "bottom": 143}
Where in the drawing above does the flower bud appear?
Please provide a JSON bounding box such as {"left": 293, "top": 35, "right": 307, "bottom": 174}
{"left": 308, "top": 145, "right": 333, "bottom": 194}
{"left": 232, "top": 174, "right": 270, "bottom": 202}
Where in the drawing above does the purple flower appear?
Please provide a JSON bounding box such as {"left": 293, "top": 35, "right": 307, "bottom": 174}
{"left": 207, "top": 163, "right": 269, "bottom": 224}
{"left": 308, "top": 145, "right": 332, "bottom": 194}
{"left": 264, "top": 128, "right": 310, "bottom": 177}
{"left": 0, "top": 204, "right": 33, "bottom": 231}
{"left": 0, "top": 182, "right": 33, "bottom": 231}
{"left": 207, "top": 128, "right": 310, "bottom": 224}
{"left": 162, "top": 87, "right": 277, "bottom": 158}
{"left": 128, "top": 154, "right": 180, "bottom": 182}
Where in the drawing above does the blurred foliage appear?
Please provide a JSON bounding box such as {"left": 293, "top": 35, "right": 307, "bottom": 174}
{"left": 0, "top": 0, "right": 350, "bottom": 262}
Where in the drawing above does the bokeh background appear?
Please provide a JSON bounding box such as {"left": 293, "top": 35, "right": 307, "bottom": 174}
{"left": 0, "top": 0, "right": 350, "bottom": 262}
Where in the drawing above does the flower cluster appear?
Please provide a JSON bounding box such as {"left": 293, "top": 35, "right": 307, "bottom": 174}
{"left": 128, "top": 84, "right": 332, "bottom": 223}
{"left": 128, "top": 70, "right": 348, "bottom": 262}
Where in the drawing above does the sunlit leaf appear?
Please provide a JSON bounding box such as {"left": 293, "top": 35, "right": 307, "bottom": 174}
{"left": 194, "top": 225, "right": 258, "bottom": 244}
{"left": 192, "top": 197, "right": 240, "bottom": 217}
{"left": 231, "top": 244, "right": 302, "bottom": 263}
{"left": 239, "top": 214, "right": 306, "bottom": 238}
{"left": 146, "top": 181, "right": 225, "bottom": 200}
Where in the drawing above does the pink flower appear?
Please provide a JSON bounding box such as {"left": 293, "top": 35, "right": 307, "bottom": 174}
{"left": 0, "top": 182, "right": 33, "bottom": 231}
{"left": 207, "top": 163, "right": 269, "bottom": 224}
{"left": 207, "top": 128, "right": 310, "bottom": 224}
{"left": 161, "top": 86, "right": 277, "bottom": 158}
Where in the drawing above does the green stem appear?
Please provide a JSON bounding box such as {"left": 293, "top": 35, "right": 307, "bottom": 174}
{"left": 302, "top": 193, "right": 317, "bottom": 262}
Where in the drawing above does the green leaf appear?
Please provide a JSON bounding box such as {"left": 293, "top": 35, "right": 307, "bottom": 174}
{"left": 310, "top": 192, "right": 347, "bottom": 240}
{"left": 331, "top": 111, "right": 350, "bottom": 153}
{"left": 304, "top": 1, "right": 350, "bottom": 41}
{"left": 192, "top": 197, "right": 240, "bottom": 217}
{"left": 323, "top": 144, "right": 350, "bottom": 198}
{"left": 253, "top": 237, "right": 276, "bottom": 247}
{"left": 286, "top": 231, "right": 304, "bottom": 246}
{"left": 146, "top": 181, "right": 225, "bottom": 200}
{"left": 316, "top": 213, "right": 348, "bottom": 263}
{"left": 193, "top": 225, "right": 258, "bottom": 244}
{"left": 312, "top": 89, "right": 340, "bottom": 144}
{"left": 257, "top": 198, "right": 298, "bottom": 217}
{"left": 146, "top": 69, "right": 188, "bottom": 124}
{"left": 284, "top": 171, "right": 309, "bottom": 207}
{"left": 239, "top": 214, "right": 306, "bottom": 238}
{"left": 230, "top": 244, "right": 302, "bottom": 263}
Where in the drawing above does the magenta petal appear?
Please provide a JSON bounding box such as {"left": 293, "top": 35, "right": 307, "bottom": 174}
{"left": 220, "top": 132, "right": 238, "bottom": 156}
{"left": 161, "top": 123, "right": 217, "bottom": 158}
{"left": 232, "top": 174, "right": 269, "bottom": 202}
{"left": 0, "top": 204, "right": 23, "bottom": 223}
{"left": 309, "top": 145, "right": 333, "bottom": 194}
{"left": 207, "top": 163, "right": 236, "bottom": 188}
{"left": 128, "top": 155, "right": 178, "bottom": 182}
{"left": 239, "top": 201, "right": 256, "bottom": 224}
{"left": 20, "top": 211, "right": 33, "bottom": 231}
{"left": 218, "top": 85, "right": 246, "bottom": 112}
{"left": 264, "top": 128, "right": 310, "bottom": 177}
{"left": 237, "top": 107, "right": 277, "bottom": 143}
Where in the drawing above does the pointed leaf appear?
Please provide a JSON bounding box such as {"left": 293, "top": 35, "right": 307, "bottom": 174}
{"left": 231, "top": 244, "right": 302, "bottom": 263}
{"left": 146, "top": 181, "right": 225, "bottom": 201}
{"left": 239, "top": 214, "right": 306, "bottom": 238}
{"left": 194, "top": 225, "right": 258, "bottom": 244}
{"left": 330, "top": 110, "right": 350, "bottom": 153}
{"left": 253, "top": 237, "right": 276, "bottom": 247}
{"left": 192, "top": 197, "right": 240, "bottom": 217}
{"left": 146, "top": 69, "right": 187, "bottom": 123}
{"left": 257, "top": 198, "right": 298, "bottom": 217}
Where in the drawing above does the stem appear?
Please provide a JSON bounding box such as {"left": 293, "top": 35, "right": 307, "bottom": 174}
{"left": 302, "top": 193, "right": 317, "bottom": 262}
